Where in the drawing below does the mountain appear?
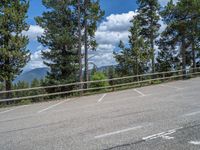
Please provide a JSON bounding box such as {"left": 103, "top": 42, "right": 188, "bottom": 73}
{"left": 14, "top": 67, "right": 49, "bottom": 84}
{"left": 13, "top": 65, "right": 116, "bottom": 84}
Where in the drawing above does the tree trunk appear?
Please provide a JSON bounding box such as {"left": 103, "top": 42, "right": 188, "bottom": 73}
{"left": 192, "top": 40, "right": 196, "bottom": 73}
{"left": 78, "top": 0, "right": 83, "bottom": 91}
{"left": 181, "top": 37, "right": 187, "bottom": 79}
{"left": 84, "top": 0, "right": 89, "bottom": 89}
{"left": 151, "top": 38, "right": 155, "bottom": 73}
{"left": 5, "top": 77, "right": 12, "bottom": 105}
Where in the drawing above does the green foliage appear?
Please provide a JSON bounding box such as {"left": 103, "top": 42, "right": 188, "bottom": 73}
{"left": 36, "top": 0, "right": 79, "bottom": 86}
{"left": 156, "top": 34, "right": 179, "bottom": 72}
{"left": 136, "top": 0, "right": 161, "bottom": 72}
{"left": 0, "top": 0, "right": 30, "bottom": 94}
{"left": 30, "top": 78, "right": 45, "bottom": 102}
{"left": 90, "top": 72, "right": 109, "bottom": 88}
{"left": 81, "top": 0, "right": 105, "bottom": 50}
{"left": 160, "top": 0, "right": 200, "bottom": 74}
{"left": 115, "top": 18, "right": 148, "bottom": 77}
{"left": 13, "top": 81, "right": 30, "bottom": 100}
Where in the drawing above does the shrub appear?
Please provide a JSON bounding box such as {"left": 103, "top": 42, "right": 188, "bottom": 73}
{"left": 90, "top": 72, "right": 109, "bottom": 89}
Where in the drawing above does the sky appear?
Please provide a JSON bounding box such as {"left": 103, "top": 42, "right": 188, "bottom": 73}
{"left": 23, "top": 0, "right": 171, "bottom": 72}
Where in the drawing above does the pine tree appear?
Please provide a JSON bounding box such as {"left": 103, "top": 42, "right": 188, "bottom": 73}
{"left": 114, "top": 18, "right": 147, "bottom": 77}
{"left": 156, "top": 35, "right": 179, "bottom": 72}
{"left": 184, "top": 0, "right": 200, "bottom": 71}
{"left": 36, "top": 0, "right": 79, "bottom": 86}
{"left": 136, "top": 0, "right": 160, "bottom": 73}
{"left": 161, "top": 0, "right": 200, "bottom": 76}
{"left": 0, "top": 0, "right": 30, "bottom": 98}
{"left": 82, "top": 0, "right": 104, "bottom": 87}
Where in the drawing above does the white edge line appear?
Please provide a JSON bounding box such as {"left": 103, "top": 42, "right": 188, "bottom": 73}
{"left": 0, "top": 105, "right": 28, "bottom": 114}
{"left": 134, "top": 89, "right": 145, "bottom": 97}
{"left": 98, "top": 94, "right": 107, "bottom": 103}
{"left": 95, "top": 126, "right": 142, "bottom": 139}
{"left": 38, "top": 99, "right": 70, "bottom": 113}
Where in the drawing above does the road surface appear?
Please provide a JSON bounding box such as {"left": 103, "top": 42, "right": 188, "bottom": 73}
{"left": 0, "top": 78, "right": 200, "bottom": 150}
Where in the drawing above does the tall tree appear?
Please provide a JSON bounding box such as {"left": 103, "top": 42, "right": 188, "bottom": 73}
{"left": 184, "top": 0, "right": 200, "bottom": 71}
{"left": 0, "top": 0, "right": 30, "bottom": 97}
{"left": 77, "top": 0, "right": 83, "bottom": 87}
{"left": 161, "top": 0, "right": 200, "bottom": 76}
{"left": 156, "top": 34, "right": 179, "bottom": 72}
{"left": 136, "top": 0, "right": 160, "bottom": 73}
{"left": 82, "top": 0, "right": 104, "bottom": 88}
{"left": 114, "top": 18, "right": 147, "bottom": 77}
{"left": 36, "top": 0, "right": 79, "bottom": 86}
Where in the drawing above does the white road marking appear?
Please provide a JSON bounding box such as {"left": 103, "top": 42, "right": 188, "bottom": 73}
{"left": 98, "top": 94, "right": 107, "bottom": 103}
{"left": 189, "top": 141, "right": 200, "bottom": 145}
{"left": 0, "top": 105, "right": 29, "bottom": 114}
{"left": 161, "top": 135, "right": 174, "bottom": 140}
{"left": 184, "top": 111, "right": 200, "bottom": 117}
{"left": 142, "top": 127, "right": 182, "bottom": 141}
{"left": 95, "top": 126, "right": 142, "bottom": 139}
{"left": 160, "top": 84, "right": 182, "bottom": 90}
{"left": 142, "top": 132, "right": 166, "bottom": 140}
{"left": 134, "top": 89, "right": 145, "bottom": 97}
{"left": 38, "top": 99, "right": 70, "bottom": 113}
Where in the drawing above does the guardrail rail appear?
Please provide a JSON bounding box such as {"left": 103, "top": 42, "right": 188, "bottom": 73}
{"left": 0, "top": 67, "right": 200, "bottom": 104}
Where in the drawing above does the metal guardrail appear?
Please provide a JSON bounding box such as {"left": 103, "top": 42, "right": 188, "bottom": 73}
{"left": 0, "top": 67, "right": 200, "bottom": 103}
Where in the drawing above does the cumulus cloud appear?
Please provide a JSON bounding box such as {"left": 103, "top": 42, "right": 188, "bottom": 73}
{"left": 91, "top": 11, "right": 137, "bottom": 67}
{"left": 23, "top": 25, "right": 44, "bottom": 40}
{"left": 23, "top": 49, "right": 49, "bottom": 72}
{"left": 159, "top": 0, "right": 178, "bottom": 6}
{"left": 26, "top": 4, "right": 170, "bottom": 70}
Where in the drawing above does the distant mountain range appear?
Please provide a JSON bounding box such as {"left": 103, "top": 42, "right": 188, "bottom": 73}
{"left": 13, "top": 65, "right": 116, "bottom": 84}
{"left": 14, "top": 67, "right": 50, "bottom": 84}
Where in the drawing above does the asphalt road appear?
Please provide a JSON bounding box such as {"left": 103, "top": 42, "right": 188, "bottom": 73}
{"left": 0, "top": 78, "right": 200, "bottom": 150}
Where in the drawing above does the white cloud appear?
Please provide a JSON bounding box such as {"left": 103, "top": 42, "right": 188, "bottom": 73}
{"left": 98, "top": 11, "right": 136, "bottom": 32}
{"left": 23, "top": 25, "right": 44, "bottom": 40}
{"left": 91, "top": 11, "right": 137, "bottom": 67}
{"left": 23, "top": 49, "right": 49, "bottom": 72}
{"left": 26, "top": 6, "right": 169, "bottom": 70}
{"left": 159, "top": 0, "right": 178, "bottom": 6}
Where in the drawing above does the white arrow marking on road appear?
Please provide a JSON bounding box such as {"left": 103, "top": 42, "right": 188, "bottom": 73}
{"left": 143, "top": 127, "right": 182, "bottom": 141}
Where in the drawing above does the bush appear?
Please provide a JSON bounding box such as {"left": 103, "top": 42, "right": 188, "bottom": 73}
{"left": 90, "top": 72, "right": 109, "bottom": 88}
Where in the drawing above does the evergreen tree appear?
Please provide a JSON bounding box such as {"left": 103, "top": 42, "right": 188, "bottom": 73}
{"left": 114, "top": 18, "right": 147, "bottom": 77}
{"left": 156, "top": 35, "right": 179, "bottom": 72}
{"left": 161, "top": 0, "right": 200, "bottom": 75}
{"left": 184, "top": 0, "right": 200, "bottom": 71}
{"left": 0, "top": 0, "right": 30, "bottom": 97}
{"left": 30, "top": 78, "right": 44, "bottom": 102}
{"left": 36, "top": 0, "right": 79, "bottom": 86}
{"left": 82, "top": 0, "right": 104, "bottom": 87}
{"left": 13, "top": 81, "right": 29, "bottom": 98}
{"left": 136, "top": 0, "right": 161, "bottom": 73}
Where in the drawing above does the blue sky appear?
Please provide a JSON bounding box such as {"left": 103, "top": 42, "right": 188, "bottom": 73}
{"left": 24, "top": 0, "right": 168, "bottom": 71}
{"left": 27, "top": 0, "right": 137, "bottom": 25}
